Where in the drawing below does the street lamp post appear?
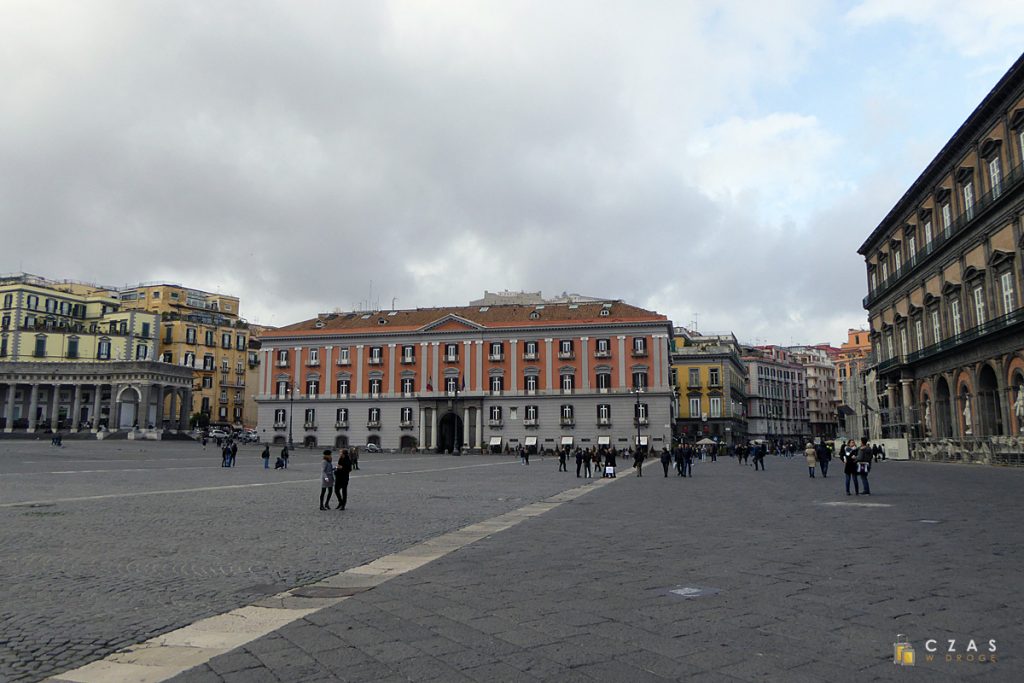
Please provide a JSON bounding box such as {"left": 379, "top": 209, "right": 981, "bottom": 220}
{"left": 287, "top": 383, "right": 295, "bottom": 449}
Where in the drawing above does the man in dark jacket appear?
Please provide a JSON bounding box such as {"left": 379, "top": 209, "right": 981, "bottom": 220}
{"left": 857, "top": 438, "right": 873, "bottom": 495}
{"left": 333, "top": 449, "right": 353, "bottom": 510}
{"left": 816, "top": 442, "right": 831, "bottom": 478}
{"left": 660, "top": 447, "right": 672, "bottom": 477}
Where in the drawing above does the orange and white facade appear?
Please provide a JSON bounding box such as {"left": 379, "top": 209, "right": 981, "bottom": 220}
{"left": 256, "top": 301, "right": 674, "bottom": 452}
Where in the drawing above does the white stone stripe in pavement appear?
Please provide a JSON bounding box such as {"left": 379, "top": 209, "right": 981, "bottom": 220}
{"left": 0, "top": 461, "right": 516, "bottom": 508}
{"left": 45, "top": 466, "right": 632, "bottom": 683}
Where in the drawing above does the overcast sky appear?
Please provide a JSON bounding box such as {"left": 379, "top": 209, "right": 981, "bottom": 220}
{"left": 2, "top": 2, "right": 1022, "bottom": 345}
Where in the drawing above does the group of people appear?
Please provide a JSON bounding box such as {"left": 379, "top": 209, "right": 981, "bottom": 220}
{"left": 319, "top": 449, "right": 354, "bottom": 510}
{"left": 552, "top": 446, "right": 649, "bottom": 478}
{"left": 801, "top": 437, "right": 875, "bottom": 495}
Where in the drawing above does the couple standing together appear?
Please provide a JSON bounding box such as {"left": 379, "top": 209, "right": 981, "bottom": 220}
{"left": 320, "top": 449, "right": 353, "bottom": 510}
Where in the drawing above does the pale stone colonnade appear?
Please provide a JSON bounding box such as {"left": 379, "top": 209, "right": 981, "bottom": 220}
{"left": 0, "top": 361, "right": 194, "bottom": 433}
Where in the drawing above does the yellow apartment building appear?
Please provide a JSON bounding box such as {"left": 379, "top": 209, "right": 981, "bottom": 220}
{"left": 117, "top": 283, "right": 257, "bottom": 428}
{"left": 670, "top": 329, "right": 747, "bottom": 444}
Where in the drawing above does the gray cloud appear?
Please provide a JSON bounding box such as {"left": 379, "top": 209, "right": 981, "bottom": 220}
{"left": 0, "top": 1, "right": 1017, "bottom": 344}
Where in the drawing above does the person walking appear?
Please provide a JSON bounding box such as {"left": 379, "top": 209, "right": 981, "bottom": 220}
{"left": 817, "top": 442, "right": 831, "bottom": 478}
{"left": 280, "top": 445, "right": 290, "bottom": 469}
{"left": 261, "top": 444, "right": 270, "bottom": 469}
{"left": 857, "top": 437, "right": 873, "bottom": 495}
{"left": 575, "top": 448, "right": 584, "bottom": 477}
{"left": 843, "top": 440, "right": 860, "bottom": 495}
{"left": 660, "top": 447, "right": 672, "bottom": 477}
{"left": 680, "top": 444, "right": 694, "bottom": 477}
{"left": 804, "top": 442, "right": 817, "bottom": 478}
{"left": 351, "top": 448, "right": 359, "bottom": 470}
{"left": 633, "top": 448, "right": 644, "bottom": 476}
{"left": 333, "top": 449, "right": 352, "bottom": 510}
{"left": 558, "top": 447, "right": 568, "bottom": 472}
{"left": 229, "top": 441, "right": 238, "bottom": 467}
{"left": 319, "top": 450, "right": 335, "bottom": 510}
{"left": 584, "top": 449, "right": 593, "bottom": 478}
{"left": 753, "top": 443, "right": 765, "bottom": 471}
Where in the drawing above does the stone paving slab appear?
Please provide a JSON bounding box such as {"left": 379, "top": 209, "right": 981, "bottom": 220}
{"left": 164, "top": 456, "right": 1023, "bottom": 682}
{"left": 0, "top": 442, "right": 591, "bottom": 682}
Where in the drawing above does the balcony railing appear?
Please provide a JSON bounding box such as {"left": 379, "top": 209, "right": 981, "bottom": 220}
{"left": 367, "top": 420, "right": 381, "bottom": 429}
{"left": 400, "top": 420, "right": 415, "bottom": 429}
{"left": 597, "top": 418, "right": 611, "bottom": 426}
{"left": 273, "top": 422, "right": 286, "bottom": 430}
{"left": 275, "top": 360, "right": 289, "bottom": 367}
{"left": 594, "top": 350, "right": 611, "bottom": 358}
{"left": 488, "top": 353, "right": 504, "bottom": 361}
{"left": 560, "top": 417, "right": 575, "bottom": 426}
{"left": 631, "top": 348, "right": 648, "bottom": 357}
{"left": 634, "top": 417, "right": 649, "bottom": 426}
{"left": 303, "top": 422, "right": 317, "bottom": 430}
{"left": 400, "top": 356, "right": 415, "bottom": 364}
{"left": 367, "top": 357, "right": 383, "bottom": 365}
{"left": 522, "top": 352, "right": 538, "bottom": 360}
{"left": 489, "top": 419, "right": 503, "bottom": 427}
{"left": 523, "top": 418, "right": 538, "bottom": 427}
{"left": 336, "top": 358, "right": 350, "bottom": 366}
{"left": 557, "top": 351, "right": 575, "bottom": 360}
{"left": 334, "top": 421, "right": 348, "bottom": 429}
{"left": 864, "top": 157, "right": 1024, "bottom": 308}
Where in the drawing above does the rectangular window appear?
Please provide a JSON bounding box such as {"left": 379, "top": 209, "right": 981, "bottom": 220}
{"left": 886, "top": 335, "right": 894, "bottom": 360}
{"left": 596, "top": 338, "right": 610, "bottom": 356}
{"left": 632, "top": 337, "right": 647, "bottom": 355}
{"left": 277, "top": 349, "right": 288, "bottom": 365}
{"left": 140, "top": 322, "right": 150, "bottom": 338}
{"left": 915, "top": 320, "right": 923, "bottom": 351}
{"left": 205, "top": 330, "right": 215, "bottom": 346}
{"left": 689, "top": 397, "right": 701, "bottom": 417}
{"left": 709, "top": 397, "right": 721, "bottom": 418}
{"left": 401, "top": 345, "right": 415, "bottom": 363}
{"left": 881, "top": 261, "right": 888, "bottom": 281}
{"left": 186, "top": 328, "right": 196, "bottom": 344}
{"left": 688, "top": 368, "right": 700, "bottom": 387}
{"left": 1001, "top": 272, "right": 1016, "bottom": 314}
{"left": 560, "top": 404, "right": 574, "bottom": 423}
{"left": 98, "top": 340, "right": 111, "bottom": 360}
{"left": 924, "top": 220, "right": 932, "bottom": 246}
{"left": 990, "top": 157, "right": 1002, "bottom": 198}
{"left": 308, "top": 348, "right": 319, "bottom": 365}
{"left": 963, "top": 182, "right": 974, "bottom": 220}
{"left": 306, "top": 380, "right": 319, "bottom": 396}
{"left": 941, "top": 203, "right": 952, "bottom": 236}
{"left": 870, "top": 271, "right": 877, "bottom": 292}
{"left": 401, "top": 378, "right": 414, "bottom": 395}
{"left": 337, "top": 347, "right": 350, "bottom": 364}
{"left": 67, "top": 338, "right": 79, "bottom": 359}
{"left": 595, "top": 372, "right": 610, "bottom": 390}
{"left": 369, "top": 379, "right": 382, "bottom": 395}
{"left": 908, "top": 236, "right": 915, "bottom": 258}
{"left": 444, "top": 344, "right": 458, "bottom": 361}
{"left": 489, "top": 342, "right": 503, "bottom": 360}
{"left": 561, "top": 374, "right": 574, "bottom": 392}
{"left": 336, "top": 408, "right": 348, "bottom": 423}
{"left": 337, "top": 379, "right": 349, "bottom": 396}
{"left": 931, "top": 310, "right": 941, "bottom": 344}
{"left": 369, "top": 407, "right": 381, "bottom": 423}
{"left": 304, "top": 408, "right": 316, "bottom": 424}
{"left": 708, "top": 368, "right": 720, "bottom": 386}
{"left": 136, "top": 344, "right": 148, "bottom": 360}
{"left": 236, "top": 335, "right": 246, "bottom": 350}
{"left": 490, "top": 375, "right": 504, "bottom": 393}
{"left": 369, "top": 346, "right": 383, "bottom": 363}
{"left": 597, "top": 404, "right": 611, "bottom": 423}
{"left": 524, "top": 341, "right": 538, "bottom": 359}
{"left": 489, "top": 405, "right": 502, "bottom": 422}
{"left": 524, "top": 374, "right": 538, "bottom": 392}
{"left": 221, "top": 333, "right": 231, "bottom": 348}
{"left": 274, "top": 408, "right": 286, "bottom": 424}
{"left": 558, "top": 339, "right": 573, "bottom": 358}
{"left": 202, "top": 376, "right": 213, "bottom": 389}
{"left": 974, "top": 286, "right": 985, "bottom": 326}
{"left": 525, "top": 405, "right": 538, "bottom": 422}
{"left": 900, "top": 328, "right": 907, "bottom": 356}
{"left": 951, "top": 299, "right": 962, "bottom": 336}
{"left": 893, "top": 249, "right": 901, "bottom": 272}
{"left": 34, "top": 336, "right": 46, "bottom": 357}
{"left": 401, "top": 406, "right": 413, "bottom": 423}
{"left": 632, "top": 371, "right": 648, "bottom": 390}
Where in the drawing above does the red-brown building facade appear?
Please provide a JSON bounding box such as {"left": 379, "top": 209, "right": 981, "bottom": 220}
{"left": 257, "top": 301, "right": 674, "bottom": 452}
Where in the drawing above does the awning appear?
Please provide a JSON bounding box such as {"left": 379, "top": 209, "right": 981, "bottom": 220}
{"left": 838, "top": 404, "right": 856, "bottom": 416}
{"left": 488, "top": 436, "right": 502, "bottom": 446}
{"left": 635, "top": 435, "right": 649, "bottom": 446}
{"left": 561, "top": 436, "right": 574, "bottom": 445}
{"left": 597, "top": 436, "right": 610, "bottom": 445}
{"left": 524, "top": 436, "right": 537, "bottom": 446}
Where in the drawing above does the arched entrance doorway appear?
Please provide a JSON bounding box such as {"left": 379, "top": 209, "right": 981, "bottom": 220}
{"left": 400, "top": 435, "right": 418, "bottom": 452}
{"left": 935, "top": 377, "right": 952, "bottom": 437}
{"left": 335, "top": 435, "right": 349, "bottom": 449}
{"left": 117, "top": 387, "right": 140, "bottom": 429}
{"left": 977, "top": 365, "right": 1002, "bottom": 436}
{"left": 437, "top": 412, "right": 463, "bottom": 453}
{"left": 273, "top": 435, "right": 286, "bottom": 445}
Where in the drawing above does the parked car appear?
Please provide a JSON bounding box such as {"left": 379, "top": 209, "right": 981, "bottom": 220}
{"left": 208, "top": 429, "right": 229, "bottom": 439}
{"left": 363, "top": 443, "right": 382, "bottom": 453}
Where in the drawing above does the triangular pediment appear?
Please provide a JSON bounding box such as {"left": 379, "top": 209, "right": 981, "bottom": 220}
{"left": 420, "top": 314, "right": 485, "bottom": 333}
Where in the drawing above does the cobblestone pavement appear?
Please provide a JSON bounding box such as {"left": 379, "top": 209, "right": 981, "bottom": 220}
{"left": 166, "top": 455, "right": 1024, "bottom": 682}
{"left": 0, "top": 441, "right": 585, "bottom": 683}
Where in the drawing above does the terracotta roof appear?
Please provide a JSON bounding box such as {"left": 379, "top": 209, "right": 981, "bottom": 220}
{"left": 262, "top": 301, "right": 668, "bottom": 338}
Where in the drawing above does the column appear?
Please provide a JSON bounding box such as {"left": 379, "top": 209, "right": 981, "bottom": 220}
{"left": 4, "top": 383, "right": 16, "bottom": 432}
{"left": 91, "top": 384, "right": 102, "bottom": 432}
{"left": 179, "top": 389, "right": 192, "bottom": 430}
{"left": 71, "top": 384, "right": 83, "bottom": 432}
{"left": 580, "top": 337, "right": 590, "bottom": 390}
{"left": 474, "top": 340, "right": 483, "bottom": 392}
{"left": 169, "top": 390, "right": 179, "bottom": 431}
{"left": 418, "top": 407, "right": 426, "bottom": 450}
{"left": 660, "top": 335, "right": 670, "bottom": 388}
{"left": 463, "top": 341, "right": 471, "bottom": 391}
{"left": 419, "top": 343, "right": 428, "bottom": 392}
{"left": 544, "top": 339, "right": 553, "bottom": 392}
{"left": 475, "top": 408, "right": 482, "bottom": 449}
{"left": 886, "top": 383, "right": 898, "bottom": 433}
{"left": 154, "top": 384, "right": 164, "bottom": 428}
{"left": 510, "top": 340, "right": 518, "bottom": 392}
{"left": 49, "top": 384, "right": 60, "bottom": 432}
{"left": 388, "top": 344, "right": 396, "bottom": 396}
{"left": 430, "top": 408, "right": 438, "bottom": 449}
{"left": 617, "top": 336, "right": 627, "bottom": 388}
{"left": 900, "top": 379, "right": 914, "bottom": 435}
{"left": 27, "top": 384, "right": 40, "bottom": 432}
{"left": 293, "top": 346, "right": 302, "bottom": 395}
{"left": 139, "top": 383, "right": 151, "bottom": 428}
{"left": 463, "top": 406, "right": 470, "bottom": 448}
{"left": 431, "top": 343, "right": 440, "bottom": 394}
{"left": 356, "top": 345, "right": 364, "bottom": 397}
{"left": 112, "top": 384, "right": 124, "bottom": 430}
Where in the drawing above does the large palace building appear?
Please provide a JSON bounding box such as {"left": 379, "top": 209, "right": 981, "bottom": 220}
{"left": 256, "top": 301, "right": 674, "bottom": 453}
{"left": 859, "top": 53, "right": 1024, "bottom": 441}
